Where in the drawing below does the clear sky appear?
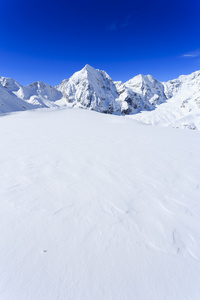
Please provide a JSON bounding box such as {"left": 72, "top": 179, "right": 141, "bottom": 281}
{"left": 0, "top": 0, "right": 200, "bottom": 86}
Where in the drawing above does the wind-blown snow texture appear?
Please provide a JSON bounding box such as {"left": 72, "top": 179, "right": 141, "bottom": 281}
{"left": 1, "top": 65, "right": 200, "bottom": 129}
{"left": 0, "top": 108, "right": 200, "bottom": 299}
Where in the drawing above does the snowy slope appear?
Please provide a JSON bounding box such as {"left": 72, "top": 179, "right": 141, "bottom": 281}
{"left": 0, "top": 77, "right": 35, "bottom": 113}
{"left": 0, "top": 108, "right": 200, "bottom": 300}
{"left": 20, "top": 81, "right": 63, "bottom": 108}
{"left": 0, "top": 77, "right": 64, "bottom": 114}
{"left": 128, "top": 71, "right": 200, "bottom": 129}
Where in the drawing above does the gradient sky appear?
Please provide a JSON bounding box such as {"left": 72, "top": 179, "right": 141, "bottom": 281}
{"left": 0, "top": 0, "right": 200, "bottom": 86}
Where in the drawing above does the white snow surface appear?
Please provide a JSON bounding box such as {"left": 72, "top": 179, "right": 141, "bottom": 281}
{"left": 0, "top": 108, "right": 200, "bottom": 299}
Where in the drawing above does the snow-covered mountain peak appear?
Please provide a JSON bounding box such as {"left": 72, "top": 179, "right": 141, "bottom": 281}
{"left": 115, "top": 73, "right": 166, "bottom": 114}
{"left": 57, "top": 65, "right": 120, "bottom": 113}
{"left": 0, "top": 77, "right": 63, "bottom": 114}
{"left": 83, "top": 63, "right": 96, "bottom": 72}
{"left": 163, "top": 70, "right": 200, "bottom": 99}
{"left": 68, "top": 64, "right": 97, "bottom": 80}
{"left": 176, "top": 70, "right": 200, "bottom": 82}
{"left": 70, "top": 64, "right": 111, "bottom": 84}
{"left": 126, "top": 73, "right": 145, "bottom": 84}
{"left": 129, "top": 69, "right": 200, "bottom": 130}
{"left": 0, "top": 76, "right": 22, "bottom": 92}
{"left": 23, "top": 81, "right": 63, "bottom": 102}
{"left": 28, "top": 81, "right": 52, "bottom": 89}
{"left": 125, "top": 73, "right": 161, "bottom": 89}
{"left": 1, "top": 67, "right": 200, "bottom": 130}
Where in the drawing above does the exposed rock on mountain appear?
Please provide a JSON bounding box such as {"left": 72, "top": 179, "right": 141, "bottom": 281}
{"left": 115, "top": 74, "right": 166, "bottom": 114}
{"left": 57, "top": 64, "right": 120, "bottom": 113}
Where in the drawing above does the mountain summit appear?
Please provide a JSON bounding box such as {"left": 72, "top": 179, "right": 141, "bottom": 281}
{"left": 57, "top": 64, "right": 120, "bottom": 113}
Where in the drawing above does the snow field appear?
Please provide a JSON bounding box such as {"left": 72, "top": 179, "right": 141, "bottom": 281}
{"left": 0, "top": 108, "right": 200, "bottom": 299}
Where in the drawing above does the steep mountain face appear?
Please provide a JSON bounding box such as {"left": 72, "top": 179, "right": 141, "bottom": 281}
{"left": 57, "top": 65, "right": 167, "bottom": 115}
{"left": 0, "top": 77, "right": 63, "bottom": 113}
{"left": 115, "top": 74, "right": 166, "bottom": 114}
{"left": 57, "top": 64, "right": 120, "bottom": 113}
{"left": 114, "top": 80, "right": 143, "bottom": 114}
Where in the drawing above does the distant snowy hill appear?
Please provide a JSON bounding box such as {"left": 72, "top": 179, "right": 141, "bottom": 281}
{"left": 129, "top": 71, "right": 200, "bottom": 130}
{"left": 1, "top": 66, "right": 200, "bottom": 129}
{"left": 0, "top": 77, "right": 34, "bottom": 113}
{"left": 0, "top": 77, "right": 64, "bottom": 113}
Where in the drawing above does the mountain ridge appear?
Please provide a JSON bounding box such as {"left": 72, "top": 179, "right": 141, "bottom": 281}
{"left": 1, "top": 65, "right": 200, "bottom": 129}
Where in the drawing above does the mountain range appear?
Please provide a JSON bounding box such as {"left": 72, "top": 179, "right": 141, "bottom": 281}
{"left": 1, "top": 66, "right": 200, "bottom": 299}
{"left": 1, "top": 64, "right": 200, "bottom": 129}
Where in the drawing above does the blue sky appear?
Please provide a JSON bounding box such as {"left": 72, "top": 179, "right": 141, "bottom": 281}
{"left": 0, "top": 0, "right": 200, "bottom": 85}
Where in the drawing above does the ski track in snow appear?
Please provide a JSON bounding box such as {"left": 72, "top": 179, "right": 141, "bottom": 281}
{"left": 0, "top": 108, "right": 200, "bottom": 299}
